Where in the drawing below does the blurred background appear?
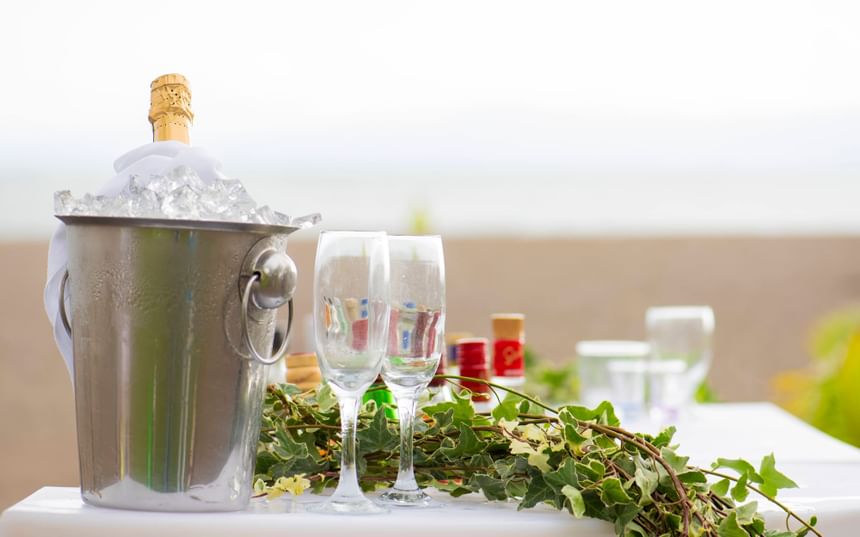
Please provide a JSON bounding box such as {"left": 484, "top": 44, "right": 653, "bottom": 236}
{"left": 3, "top": 0, "right": 860, "bottom": 510}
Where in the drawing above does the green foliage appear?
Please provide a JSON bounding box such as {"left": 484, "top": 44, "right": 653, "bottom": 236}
{"left": 773, "top": 307, "right": 860, "bottom": 447}
{"left": 257, "top": 381, "right": 818, "bottom": 537}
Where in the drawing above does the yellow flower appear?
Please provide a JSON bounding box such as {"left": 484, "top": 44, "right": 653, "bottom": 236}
{"left": 273, "top": 474, "right": 312, "bottom": 497}
{"left": 265, "top": 487, "right": 286, "bottom": 500}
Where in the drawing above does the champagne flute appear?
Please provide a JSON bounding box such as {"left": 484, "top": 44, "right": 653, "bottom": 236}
{"left": 310, "top": 231, "right": 390, "bottom": 515}
{"left": 378, "top": 235, "right": 445, "bottom": 507}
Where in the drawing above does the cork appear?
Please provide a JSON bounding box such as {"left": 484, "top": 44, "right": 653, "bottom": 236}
{"left": 491, "top": 313, "right": 525, "bottom": 341}
{"left": 285, "top": 352, "right": 318, "bottom": 368}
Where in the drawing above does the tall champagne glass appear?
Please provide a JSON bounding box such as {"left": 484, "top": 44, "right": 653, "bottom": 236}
{"left": 310, "top": 231, "right": 390, "bottom": 515}
{"left": 379, "top": 235, "right": 445, "bottom": 507}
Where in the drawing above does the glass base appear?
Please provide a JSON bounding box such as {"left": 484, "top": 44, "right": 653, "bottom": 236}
{"left": 307, "top": 494, "right": 389, "bottom": 515}
{"left": 377, "top": 487, "right": 442, "bottom": 508}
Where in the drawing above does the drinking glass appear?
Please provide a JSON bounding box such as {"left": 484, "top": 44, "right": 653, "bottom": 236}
{"left": 310, "top": 231, "right": 390, "bottom": 515}
{"left": 378, "top": 235, "right": 445, "bottom": 507}
{"left": 575, "top": 340, "right": 649, "bottom": 421}
{"left": 646, "top": 306, "right": 715, "bottom": 421}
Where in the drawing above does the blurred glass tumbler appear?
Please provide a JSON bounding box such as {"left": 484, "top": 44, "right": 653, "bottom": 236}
{"left": 576, "top": 341, "right": 650, "bottom": 420}
{"left": 646, "top": 306, "right": 715, "bottom": 421}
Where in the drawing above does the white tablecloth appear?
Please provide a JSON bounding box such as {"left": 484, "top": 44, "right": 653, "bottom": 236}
{"left": 1, "top": 403, "right": 857, "bottom": 536}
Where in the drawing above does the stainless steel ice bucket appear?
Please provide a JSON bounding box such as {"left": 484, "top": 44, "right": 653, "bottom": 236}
{"left": 56, "top": 215, "right": 300, "bottom": 512}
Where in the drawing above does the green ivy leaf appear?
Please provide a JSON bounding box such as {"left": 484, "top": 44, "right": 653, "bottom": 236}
{"left": 561, "top": 484, "right": 586, "bottom": 518}
{"left": 600, "top": 477, "right": 632, "bottom": 506}
{"left": 563, "top": 423, "right": 588, "bottom": 450}
{"left": 430, "top": 479, "right": 473, "bottom": 497}
{"left": 660, "top": 447, "right": 689, "bottom": 473}
{"left": 634, "top": 465, "right": 658, "bottom": 505}
{"left": 711, "top": 478, "right": 731, "bottom": 496}
{"left": 440, "top": 424, "right": 484, "bottom": 458}
{"left": 651, "top": 426, "right": 677, "bottom": 448}
{"left": 519, "top": 474, "right": 558, "bottom": 510}
{"left": 273, "top": 428, "right": 309, "bottom": 459}
{"left": 544, "top": 458, "right": 580, "bottom": 492}
{"left": 758, "top": 454, "right": 798, "bottom": 497}
{"left": 423, "top": 389, "right": 475, "bottom": 426}
{"left": 713, "top": 458, "right": 763, "bottom": 484}
{"left": 356, "top": 408, "right": 398, "bottom": 454}
{"left": 678, "top": 469, "right": 708, "bottom": 484}
{"left": 718, "top": 512, "right": 749, "bottom": 537}
{"left": 491, "top": 394, "right": 523, "bottom": 422}
{"left": 474, "top": 474, "right": 508, "bottom": 501}
{"left": 255, "top": 450, "right": 278, "bottom": 475}
{"left": 735, "top": 501, "right": 759, "bottom": 525}
{"left": 316, "top": 382, "right": 336, "bottom": 412}
{"left": 611, "top": 502, "right": 641, "bottom": 530}
{"left": 731, "top": 473, "right": 750, "bottom": 503}
{"left": 560, "top": 401, "right": 620, "bottom": 426}
{"left": 505, "top": 478, "right": 529, "bottom": 499}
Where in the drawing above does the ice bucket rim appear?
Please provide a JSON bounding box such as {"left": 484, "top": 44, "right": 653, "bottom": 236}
{"left": 56, "top": 214, "right": 300, "bottom": 236}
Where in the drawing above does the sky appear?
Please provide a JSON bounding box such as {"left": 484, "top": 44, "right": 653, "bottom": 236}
{"left": 1, "top": 0, "right": 860, "bottom": 238}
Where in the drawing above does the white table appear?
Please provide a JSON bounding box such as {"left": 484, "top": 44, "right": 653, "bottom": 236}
{"left": 2, "top": 403, "right": 857, "bottom": 536}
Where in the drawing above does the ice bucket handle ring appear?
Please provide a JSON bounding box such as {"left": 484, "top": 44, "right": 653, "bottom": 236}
{"left": 59, "top": 270, "right": 72, "bottom": 336}
{"left": 240, "top": 249, "right": 297, "bottom": 365}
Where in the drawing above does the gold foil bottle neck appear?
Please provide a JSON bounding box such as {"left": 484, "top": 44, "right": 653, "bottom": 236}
{"left": 148, "top": 73, "right": 193, "bottom": 144}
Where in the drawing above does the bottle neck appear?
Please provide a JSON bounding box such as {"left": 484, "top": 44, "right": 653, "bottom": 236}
{"left": 151, "top": 114, "right": 190, "bottom": 144}
{"left": 148, "top": 73, "right": 193, "bottom": 144}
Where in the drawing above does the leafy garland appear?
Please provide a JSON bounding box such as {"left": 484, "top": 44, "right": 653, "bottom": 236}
{"left": 255, "top": 376, "right": 821, "bottom": 537}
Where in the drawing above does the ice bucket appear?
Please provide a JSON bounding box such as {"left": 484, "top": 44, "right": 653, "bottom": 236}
{"left": 56, "top": 215, "right": 301, "bottom": 511}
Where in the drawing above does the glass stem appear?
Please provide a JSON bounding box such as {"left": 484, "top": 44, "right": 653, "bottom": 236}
{"left": 393, "top": 391, "right": 420, "bottom": 491}
{"left": 332, "top": 396, "right": 362, "bottom": 500}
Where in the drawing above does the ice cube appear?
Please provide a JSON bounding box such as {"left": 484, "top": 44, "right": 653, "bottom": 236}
{"left": 198, "top": 183, "right": 233, "bottom": 218}
{"left": 198, "top": 194, "right": 226, "bottom": 219}
{"left": 164, "top": 165, "right": 206, "bottom": 192}
{"left": 273, "top": 210, "right": 292, "bottom": 226}
{"left": 77, "top": 194, "right": 110, "bottom": 215}
{"left": 52, "top": 168, "right": 312, "bottom": 227}
{"left": 132, "top": 188, "right": 161, "bottom": 217}
{"left": 161, "top": 185, "right": 201, "bottom": 219}
{"left": 291, "top": 213, "right": 322, "bottom": 229}
{"left": 125, "top": 174, "right": 150, "bottom": 196}
{"left": 104, "top": 194, "right": 131, "bottom": 217}
{"left": 253, "top": 205, "right": 276, "bottom": 225}
{"left": 145, "top": 174, "right": 181, "bottom": 198}
{"left": 210, "top": 178, "right": 244, "bottom": 198}
{"left": 54, "top": 190, "right": 75, "bottom": 214}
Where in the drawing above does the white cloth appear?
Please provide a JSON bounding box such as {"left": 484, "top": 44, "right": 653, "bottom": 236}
{"left": 43, "top": 142, "right": 228, "bottom": 379}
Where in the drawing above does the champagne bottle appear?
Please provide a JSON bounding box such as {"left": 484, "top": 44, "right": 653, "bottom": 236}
{"left": 132, "top": 73, "right": 195, "bottom": 492}
{"left": 148, "top": 73, "right": 193, "bottom": 144}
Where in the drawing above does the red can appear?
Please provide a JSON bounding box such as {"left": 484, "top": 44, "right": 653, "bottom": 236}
{"left": 491, "top": 314, "right": 525, "bottom": 377}
{"left": 457, "top": 337, "right": 490, "bottom": 400}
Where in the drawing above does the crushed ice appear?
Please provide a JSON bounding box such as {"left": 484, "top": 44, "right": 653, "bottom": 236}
{"left": 54, "top": 166, "right": 320, "bottom": 228}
